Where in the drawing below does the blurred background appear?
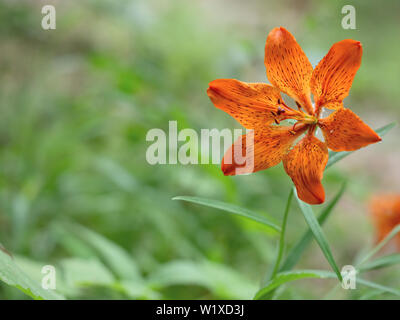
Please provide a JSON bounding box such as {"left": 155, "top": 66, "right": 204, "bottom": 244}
{"left": 0, "top": 0, "right": 399, "bottom": 299}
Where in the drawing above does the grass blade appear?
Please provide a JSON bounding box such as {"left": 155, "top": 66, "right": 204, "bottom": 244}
{"left": 173, "top": 196, "right": 280, "bottom": 232}
{"left": 326, "top": 122, "right": 396, "bottom": 169}
{"left": 294, "top": 190, "right": 342, "bottom": 281}
{"left": 357, "top": 278, "right": 400, "bottom": 297}
{"left": 149, "top": 260, "right": 257, "bottom": 299}
{"left": 280, "top": 182, "right": 346, "bottom": 272}
{"left": 65, "top": 223, "right": 141, "bottom": 281}
{"left": 269, "top": 190, "right": 293, "bottom": 281}
{"left": 358, "top": 253, "right": 400, "bottom": 272}
{"left": 358, "top": 289, "right": 385, "bottom": 300}
{"left": 358, "top": 225, "right": 400, "bottom": 266}
{"left": 254, "top": 269, "right": 335, "bottom": 300}
{"left": 255, "top": 269, "right": 400, "bottom": 300}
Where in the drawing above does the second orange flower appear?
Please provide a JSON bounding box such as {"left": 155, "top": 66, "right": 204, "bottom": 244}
{"left": 207, "top": 27, "right": 381, "bottom": 205}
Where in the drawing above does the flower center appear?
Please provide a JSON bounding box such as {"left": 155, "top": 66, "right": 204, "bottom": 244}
{"left": 300, "top": 114, "right": 318, "bottom": 125}
{"left": 270, "top": 98, "right": 318, "bottom": 131}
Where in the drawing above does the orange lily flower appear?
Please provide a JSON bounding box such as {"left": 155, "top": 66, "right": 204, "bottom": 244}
{"left": 207, "top": 27, "right": 381, "bottom": 205}
{"left": 370, "top": 194, "right": 400, "bottom": 249}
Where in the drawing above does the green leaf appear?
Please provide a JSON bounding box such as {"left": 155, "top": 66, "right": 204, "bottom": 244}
{"left": 172, "top": 196, "right": 280, "bottom": 233}
{"left": 327, "top": 122, "right": 396, "bottom": 169}
{"left": 148, "top": 260, "right": 257, "bottom": 299}
{"left": 65, "top": 223, "right": 141, "bottom": 281}
{"left": 0, "top": 249, "right": 64, "bottom": 300}
{"left": 268, "top": 190, "right": 293, "bottom": 282}
{"left": 358, "top": 225, "right": 400, "bottom": 266}
{"left": 358, "top": 253, "right": 400, "bottom": 272}
{"left": 280, "top": 182, "right": 346, "bottom": 272}
{"left": 357, "top": 278, "right": 400, "bottom": 297}
{"left": 358, "top": 289, "right": 386, "bottom": 300}
{"left": 59, "top": 258, "right": 115, "bottom": 288}
{"left": 118, "top": 280, "right": 161, "bottom": 299}
{"left": 255, "top": 268, "right": 400, "bottom": 300}
{"left": 95, "top": 157, "right": 137, "bottom": 192}
{"left": 14, "top": 254, "right": 155, "bottom": 299}
{"left": 294, "top": 190, "right": 342, "bottom": 281}
{"left": 254, "top": 269, "right": 335, "bottom": 300}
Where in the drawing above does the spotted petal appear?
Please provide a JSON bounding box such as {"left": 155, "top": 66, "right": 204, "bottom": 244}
{"left": 207, "top": 79, "right": 285, "bottom": 129}
{"left": 265, "top": 27, "right": 314, "bottom": 114}
{"left": 221, "top": 126, "right": 306, "bottom": 176}
{"left": 311, "top": 39, "right": 362, "bottom": 110}
{"left": 283, "top": 134, "right": 328, "bottom": 205}
{"left": 318, "top": 108, "right": 381, "bottom": 152}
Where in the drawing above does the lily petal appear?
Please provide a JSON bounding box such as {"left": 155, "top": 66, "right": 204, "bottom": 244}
{"left": 207, "top": 79, "right": 282, "bottom": 129}
{"left": 283, "top": 135, "right": 328, "bottom": 205}
{"left": 222, "top": 126, "right": 306, "bottom": 176}
{"left": 318, "top": 108, "right": 381, "bottom": 152}
{"left": 207, "top": 79, "right": 284, "bottom": 129}
{"left": 370, "top": 195, "right": 400, "bottom": 246}
{"left": 265, "top": 27, "right": 313, "bottom": 114}
{"left": 311, "top": 39, "right": 362, "bottom": 109}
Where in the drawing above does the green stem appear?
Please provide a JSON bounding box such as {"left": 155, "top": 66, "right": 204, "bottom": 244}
{"left": 270, "top": 189, "right": 293, "bottom": 279}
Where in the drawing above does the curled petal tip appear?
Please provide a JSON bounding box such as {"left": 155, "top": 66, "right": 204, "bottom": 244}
{"left": 297, "top": 185, "right": 325, "bottom": 205}
{"left": 207, "top": 86, "right": 215, "bottom": 94}
{"left": 313, "top": 193, "right": 325, "bottom": 205}
{"left": 344, "top": 39, "right": 363, "bottom": 53}
{"left": 344, "top": 39, "right": 362, "bottom": 48}
{"left": 207, "top": 84, "right": 220, "bottom": 99}
{"left": 221, "top": 162, "right": 234, "bottom": 176}
{"left": 375, "top": 134, "right": 382, "bottom": 143}
{"left": 207, "top": 81, "right": 218, "bottom": 92}
{"left": 350, "top": 40, "right": 362, "bottom": 48}
{"left": 268, "top": 26, "right": 287, "bottom": 40}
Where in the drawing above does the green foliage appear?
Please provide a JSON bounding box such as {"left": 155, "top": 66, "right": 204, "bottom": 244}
{"left": 64, "top": 223, "right": 141, "bottom": 281}
{"left": 0, "top": 250, "right": 64, "bottom": 300}
{"left": 359, "top": 254, "right": 400, "bottom": 272}
{"left": 254, "top": 270, "right": 334, "bottom": 300}
{"left": 148, "top": 260, "right": 257, "bottom": 299}
{"left": 358, "top": 225, "right": 400, "bottom": 266}
{"left": 173, "top": 196, "right": 280, "bottom": 233}
{"left": 294, "top": 191, "right": 343, "bottom": 281}
{"left": 268, "top": 190, "right": 293, "bottom": 281}
{"left": 280, "top": 182, "right": 346, "bottom": 272}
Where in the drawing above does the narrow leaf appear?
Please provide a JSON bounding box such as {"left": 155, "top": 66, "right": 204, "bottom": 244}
{"left": 280, "top": 182, "right": 346, "bottom": 272}
{"left": 327, "top": 122, "right": 396, "bottom": 169}
{"left": 149, "top": 260, "right": 257, "bottom": 299}
{"left": 173, "top": 196, "right": 280, "bottom": 232}
{"left": 358, "top": 224, "right": 400, "bottom": 266}
{"left": 357, "top": 278, "right": 400, "bottom": 297}
{"left": 358, "top": 289, "right": 385, "bottom": 300}
{"left": 254, "top": 269, "right": 335, "bottom": 300}
{"left": 295, "top": 190, "right": 342, "bottom": 281}
{"left": 256, "top": 268, "right": 400, "bottom": 299}
{"left": 358, "top": 253, "right": 400, "bottom": 272}
{"left": 65, "top": 223, "right": 141, "bottom": 281}
{"left": 268, "top": 190, "right": 293, "bottom": 282}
